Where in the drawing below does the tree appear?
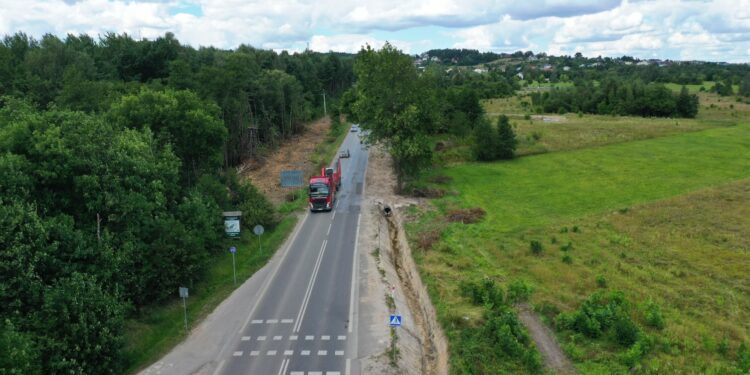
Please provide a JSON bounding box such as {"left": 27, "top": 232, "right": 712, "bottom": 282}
{"left": 352, "top": 43, "right": 432, "bottom": 188}
{"left": 37, "top": 273, "right": 125, "bottom": 374}
{"left": 109, "top": 88, "right": 227, "bottom": 184}
{"left": 472, "top": 118, "right": 498, "bottom": 161}
{"left": 675, "top": 86, "right": 699, "bottom": 118}
{"left": 496, "top": 115, "right": 517, "bottom": 159}
{"left": 740, "top": 74, "right": 750, "bottom": 97}
{"left": 0, "top": 320, "right": 41, "bottom": 375}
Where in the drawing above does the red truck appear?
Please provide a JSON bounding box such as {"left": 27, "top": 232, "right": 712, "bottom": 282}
{"left": 308, "top": 158, "right": 341, "bottom": 212}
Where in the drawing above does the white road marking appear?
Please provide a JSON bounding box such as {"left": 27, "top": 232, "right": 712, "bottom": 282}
{"left": 305, "top": 335, "right": 314, "bottom": 340}
{"left": 266, "top": 319, "right": 279, "bottom": 324}
{"left": 337, "top": 335, "right": 346, "bottom": 340}
{"left": 257, "top": 336, "right": 266, "bottom": 341}
{"left": 237, "top": 209, "right": 309, "bottom": 334}
{"left": 232, "top": 351, "right": 243, "bottom": 357}
{"left": 348, "top": 213, "right": 362, "bottom": 333}
{"left": 289, "top": 335, "right": 298, "bottom": 341}
{"left": 250, "top": 351, "right": 260, "bottom": 356}
{"left": 284, "top": 350, "right": 293, "bottom": 356}
{"left": 327, "top": 223, "right": 331, "bottom": 236}
{"left": 251, "top": 320, "right": 264, "bottom": 324}
{"left": 310, "top": 372, "right": 323, "bottom": 375}
{"left": 346, "top": 359, "right": 351, "bottom": 375}
{"left": 301, "top": 350, "right": 310, "bottom": 356}
{"left": 328, "top": 372, "right": 341, "bottom": 375}
{"left": 294, "top": 240, "right": 328, "bottom": 333}
{"left": 273, "top": 336, "right": 282, "bottom": 341}
{"left": 267, "top": 350, "right": 277, "bottom": 356}
{"left": 335, "top": 351, "right": 344, "bottom": 356}
{"left": 332, "top": 211, "right": 336, "bottom": 221}
{"left": 321, "top": 335, "right": 330, "bottom": 340}
{"left": 317, "top": 350, "right": 327, "bottom": 355}
{"left": 290, "top": 372, "right": 304, "bottom": 375}
{"left": 241, "top": 336, "right": 251, "bottom": 341}
{"left": 281, "top": 319, "right": 294, "bottom": 324}
{"left": 277, "top": 359, "right": 289, "bottom": 375}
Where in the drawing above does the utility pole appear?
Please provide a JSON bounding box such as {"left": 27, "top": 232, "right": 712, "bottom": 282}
{"left": 322, "top": 91, "right": 327, "bottom": 116}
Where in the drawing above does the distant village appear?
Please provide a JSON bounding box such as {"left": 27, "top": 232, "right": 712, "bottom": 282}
{"left": 412, "top": 49, "right": 735, "bottom": 81}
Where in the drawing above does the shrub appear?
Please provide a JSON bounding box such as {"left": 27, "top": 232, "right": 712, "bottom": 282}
{"left": 737, "top": 342, "right": 750, "bottom": 373}
{"left": 560, "top": 242, "right": 574, "bottom": 252}
{"left": 461, "top": 278, "right": 504, "bottom": 307}
{"left": 530, "top": 240, "right": 543, "bottom": 254}
{"left": 596, "top": 275, "right": 608, "bottom": 288}
{"left": 644, "top": 300, "right": 665, "bottom": 330}
{"left": 507, "top": 280, "right": 533, "bottom": 304}
{"left": 613, "top": 313, "right": 640, "bottom": 347}
{"left": 562, "top": 254, "right": 572, "bottom": 264}
{"left": 524, "top": 114, "right": 531, "bottom": 120}
{"left": 572, "top": 225, "right": 580, "bottom": 233}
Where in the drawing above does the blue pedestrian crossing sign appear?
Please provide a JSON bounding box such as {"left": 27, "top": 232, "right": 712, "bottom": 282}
{"left": 389, "top": 314, "right": 402, "bottom": 327}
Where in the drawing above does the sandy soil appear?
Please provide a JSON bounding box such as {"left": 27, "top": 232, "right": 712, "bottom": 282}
{"left": 357, "top": 145, "right": 449, "bottom": 375}
{"left": 239, "top": 117, "right": 331, "bottom": 205}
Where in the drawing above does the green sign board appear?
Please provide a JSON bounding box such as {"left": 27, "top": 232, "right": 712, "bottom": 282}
{"left": 223, "top": 211, "right": 242, "bottom": 238}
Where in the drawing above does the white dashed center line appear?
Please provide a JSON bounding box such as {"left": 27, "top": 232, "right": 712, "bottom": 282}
{"left": 232, "top": 351, "right": 243, "bottom": 357}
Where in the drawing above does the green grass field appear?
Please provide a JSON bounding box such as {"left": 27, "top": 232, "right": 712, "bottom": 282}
{"left": 408, "top": 122, "right": 750, "bottom": 373}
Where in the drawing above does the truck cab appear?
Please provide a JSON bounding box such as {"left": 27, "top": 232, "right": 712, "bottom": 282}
{"left": 308, "top": 159, "right": 341, "bottom": 212}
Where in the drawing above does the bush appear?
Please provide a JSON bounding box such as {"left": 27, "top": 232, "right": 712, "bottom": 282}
{"left": 461, "top": 278, "right": 504, "bottom": 307}
{"left": 562, "top": 254, "right": 572, "bottom": 264}
{"left": 613, "top": 313, "right": 640, "bottom": 347}
{"left": 530, "top": 240, "right": 543, "bottom": 254}
{"left": 596, "top": 275, "right": 608, "bottom": 288}
{"left": 644, "top": 300, "right": 665, "bottom": 330}
{"left": 507, "top": 280, "right": 533, "bottom": 304}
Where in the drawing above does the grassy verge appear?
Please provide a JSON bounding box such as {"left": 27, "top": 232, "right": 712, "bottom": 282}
{"left": 406, "top": 124, "right": 750, "bottom": 373}
{"left": 122, "top": 118, "right": 351, "bottom": 373}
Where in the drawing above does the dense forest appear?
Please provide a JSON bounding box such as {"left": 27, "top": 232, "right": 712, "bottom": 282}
{"left": 0, "top": 31, "right": 353, "bottom": 374}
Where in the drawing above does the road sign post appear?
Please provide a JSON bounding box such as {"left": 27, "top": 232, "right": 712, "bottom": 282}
{"left": 229, "top": 246, "right": 237, "bottom": 285}
{"left": 389, "top": 314, "right": 402, "bottom": 363}
{"left": 253, "top": 225, "right": 264, "bottom": 255}
{"left": 179, "top": 287, "right": 189, "bottom": 333}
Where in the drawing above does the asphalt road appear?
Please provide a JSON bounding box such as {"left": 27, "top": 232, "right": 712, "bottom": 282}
{"left": 217, "top": 129, "right": 369, "bottom": 375}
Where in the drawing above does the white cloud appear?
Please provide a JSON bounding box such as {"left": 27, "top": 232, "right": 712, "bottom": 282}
{"left": 0, "top": 0, "right": 747, "bottom": 62}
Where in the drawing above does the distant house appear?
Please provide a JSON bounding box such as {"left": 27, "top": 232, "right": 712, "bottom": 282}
{"left": 636, "top": 61, "right": 649, "bottom": 66}
{"left": 541, "top": 64, "right": 553, "bottom": 71}
{"left": 473, "top": 67, "right": 488, "bottom": 74}
{"left": 431, "top": 56, "right": 440, "bottom": 62}
{"left": 562, "top": 66, "right": 571, "bottom": 71}
{"left": 516, "top": 72, "right": 524, "bottom": 80}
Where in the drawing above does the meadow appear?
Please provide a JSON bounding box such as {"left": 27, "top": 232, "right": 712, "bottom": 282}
{"left": 407, "top": 93, "right": 750, "bottom": 373}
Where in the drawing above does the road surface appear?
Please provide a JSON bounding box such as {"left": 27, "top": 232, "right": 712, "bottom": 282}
{"left": 214, "top": 130, "right": 368, "bottom": 375}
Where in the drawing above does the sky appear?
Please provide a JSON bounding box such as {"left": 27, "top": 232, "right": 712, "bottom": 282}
{"left": 0, "top": 0, "right": 749, "bottom": 62}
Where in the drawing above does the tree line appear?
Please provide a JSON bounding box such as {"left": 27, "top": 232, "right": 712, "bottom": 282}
{"left": 530, "top": 78, "right": 699, "bottom": 118}
{"left": 0, "top": 31, "right": 354, "bottom": 374}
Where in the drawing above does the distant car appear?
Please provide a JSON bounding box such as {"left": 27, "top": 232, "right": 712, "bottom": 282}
{"left": 350, "top": 124, "right": 359, "bottom": 132}
{"left": 339, "top": 149, "right": 350, "bottom": 158}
